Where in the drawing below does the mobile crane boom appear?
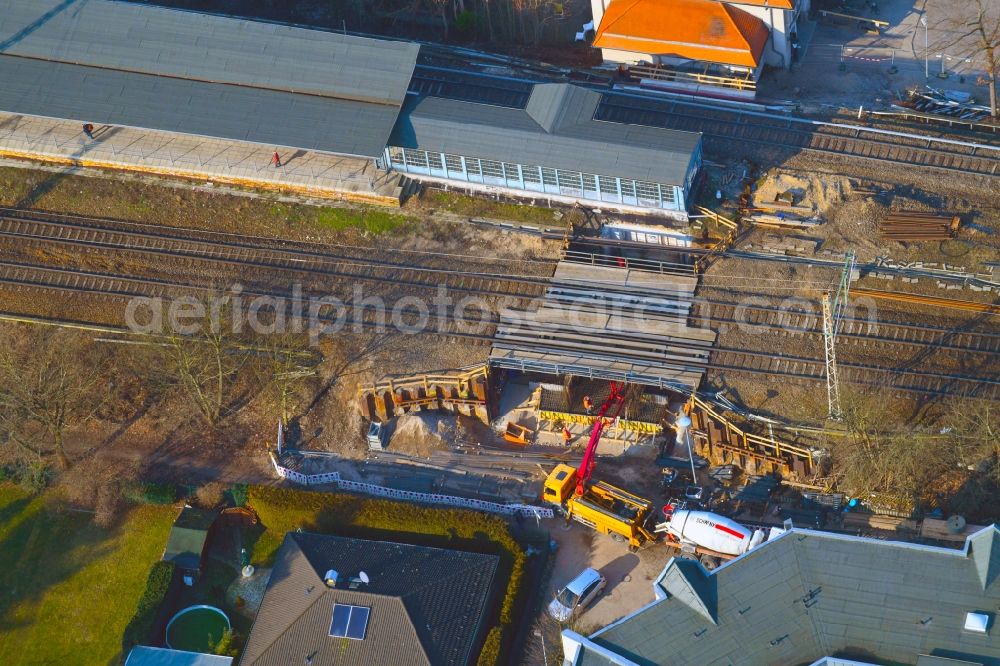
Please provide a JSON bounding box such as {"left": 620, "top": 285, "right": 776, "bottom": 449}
{"left": 575, "top": 382, "right": 627, "bottom": 496}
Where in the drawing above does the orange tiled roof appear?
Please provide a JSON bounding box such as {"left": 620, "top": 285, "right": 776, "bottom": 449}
{"left": 594, "top": 0, "right": 771, "bottom": 68}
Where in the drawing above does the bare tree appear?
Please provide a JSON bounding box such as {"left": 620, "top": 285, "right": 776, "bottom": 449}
{"left": 154, "top": 300, "right": 252, "bottom": 427}
{"left": 0, "top": 326, "right": 107, "bottom": 469}
{"left": 936, "top": 0, "right": 1000, "bottom": 119}
{"left": 250, "top": 331, "right": 320, "bottom": 427}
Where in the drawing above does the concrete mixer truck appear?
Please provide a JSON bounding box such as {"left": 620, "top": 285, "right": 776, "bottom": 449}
{"left": 655, "top": 505, "right": 782, "bottom": 569}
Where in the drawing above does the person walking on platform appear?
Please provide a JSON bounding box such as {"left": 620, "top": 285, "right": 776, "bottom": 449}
{"left": 583, "top": 395, "right": 593, "bottom": 415}
{"left": 562, "top": 426, "right": 572, "bottom": 446}
{"left": 82, "top": 123, "right": 94, "bottom": 139}
{"left": 271, "top": 151, "right": 282, "bottom": 168}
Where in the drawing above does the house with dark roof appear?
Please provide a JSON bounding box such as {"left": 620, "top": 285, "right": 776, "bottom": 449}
{"left": 241, "top": 532, "right": 499, "bottom": 666}
{"left": 563, "top": 525, "right": 1000, "bottom": 666}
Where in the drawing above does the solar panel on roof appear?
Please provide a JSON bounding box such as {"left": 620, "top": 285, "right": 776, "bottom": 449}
{"left": 346, "top": 606, "right": 370, "bottom": 639}
{"left": 330, "top": 604, "right": 351, "bottom": 637}
{"left": 329, "top": 603, "right": 370, "bottom": 640}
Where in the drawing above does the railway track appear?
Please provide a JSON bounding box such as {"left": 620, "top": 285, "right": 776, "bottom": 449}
{"left": 3, "top": 209, "right": 998, "bottom": 401}
{"left": 709, "top": 347, "right": 1000, "bottom": 400}
{"left": 692, "top": 301, "right": 1000, "bottom": 356}
{"left": 595, "top": 93, "right": 1000, "bottom": 179}
{"left": 3, "top": 256, "right": 998, "bottom": 400}
{"left": 0, "top": 210, "right": 553, "bottom": 301}
{"left": 0, "top": 260, "right": 499, "bottom": 344}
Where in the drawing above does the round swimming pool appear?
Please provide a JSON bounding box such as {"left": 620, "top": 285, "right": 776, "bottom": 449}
{"left": 165, "top": 605, "right": 231, "bottom": 653}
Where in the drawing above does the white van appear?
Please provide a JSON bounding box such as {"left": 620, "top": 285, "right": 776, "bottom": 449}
{"left": 547, "top": 567, "right": 606, "bottom": 621}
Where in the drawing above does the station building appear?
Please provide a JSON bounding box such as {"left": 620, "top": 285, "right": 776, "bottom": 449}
{"left": 0, "top": 0, "right": 703, "bottom": 217}
{"left": 387, "top": 82, "right": 703, "bottom": 220}
{"left": 590, "top": 0, "right": 811, "bottom": 97}
{"left": 0, "top": 0, "right": 420, "bottom": 203}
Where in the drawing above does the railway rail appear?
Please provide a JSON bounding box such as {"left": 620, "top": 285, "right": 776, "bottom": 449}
{"left": 0, "top": 210, "right": 553, "bottom": 301}
{"left": 691, "top": 300, "right": 1000, "bottom": 356}
{"left": 2, "top": 209, "right": 998, "bottom": 401}
{"left": 0, "top": 260, "right": 500, "bottom": 344}
{"left": 595, "top": 92, "right": 1000, "bottom": 179}
{"left": 709, "top": 347, "right": 1000, "bottom": 401}
{"left": 3, "top": 256, "right": 997, "bottom": 401}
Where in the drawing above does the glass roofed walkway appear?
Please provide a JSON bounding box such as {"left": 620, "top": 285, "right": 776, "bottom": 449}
{"left": 385, "top": 146, "right": 688, "bottom": 214}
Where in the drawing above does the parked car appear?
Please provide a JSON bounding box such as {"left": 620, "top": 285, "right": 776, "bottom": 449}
{"left": 548, "top": 567, "right": 607, "bottom": 622}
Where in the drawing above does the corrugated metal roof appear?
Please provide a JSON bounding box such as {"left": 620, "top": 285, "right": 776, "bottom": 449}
{"left": 577, "top": 526, "right": 1000, "bottom": 666}
{"left": 0, "top": 0, "right": 419, "bottom": 158}
{"left": 242, "top": 533, "right": 499, "bottom": 666}
{"left": 594, "top": 0, "right": 771, "bottom": 68}
{"left": 393, "top": 83, "right": 701, "bottom": 186}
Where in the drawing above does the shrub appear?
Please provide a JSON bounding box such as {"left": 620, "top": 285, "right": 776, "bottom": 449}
{"left": 211, "top": 629, "right": 241, "bottom": 657}
{"left": 194, "top": 482, "right": 226, "bottom": 509}
{"left": 455, "top": 10, "right": 479, "bottom": 35}
{"left": 123, "top": 481, "right": 176, "bottom": 505}
{"left": 229, "top": 483, "right": 248, "bottom": 508}
{"left": 94, "top": 484, "right": 125, "bottom": 529}
{"left": 476, "top": 626, "right": 502, "bottom": 666}
{"left": 120, "top": 561, "right": 175, "bottom": 660}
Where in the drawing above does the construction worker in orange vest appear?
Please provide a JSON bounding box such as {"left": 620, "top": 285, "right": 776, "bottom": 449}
{"left": 562, "top": 426, "right": 572, "bottom": 445}
{"left": 583, "top": 395, "right": 593, "bottom": 415}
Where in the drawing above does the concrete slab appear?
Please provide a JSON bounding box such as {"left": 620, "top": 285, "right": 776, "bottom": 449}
{"left": 0, "top": 111, "right": 402, "bottom": 205}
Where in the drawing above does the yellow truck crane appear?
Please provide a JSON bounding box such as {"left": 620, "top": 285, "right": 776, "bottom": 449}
{"left": 542, "top": 383, "right": 656, "bottom": 550}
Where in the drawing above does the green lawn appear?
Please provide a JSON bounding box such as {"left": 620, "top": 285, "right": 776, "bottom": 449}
{"left": 0, "top": 484, "right": 177, "bottom": 665}
{"left": 424, "top": 190, "right": 563, "bottom": 225}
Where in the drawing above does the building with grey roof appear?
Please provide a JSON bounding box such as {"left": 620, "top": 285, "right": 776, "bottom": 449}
{"left": 241, "top": 532, "right": 499, "bottom": 666}
{"left": 563, "top": 525, "right": 1000, "bottom": 666}
{"left": 0, "top": 0, "right": 419, "bottom": 159}
{"left": 387, "top": 82, "right": 703, "bottom": 219}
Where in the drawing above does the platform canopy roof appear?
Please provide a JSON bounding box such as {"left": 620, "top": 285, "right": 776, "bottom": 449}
{"left": 0, "top": 0, "right": 420, "bottom": 158}
{"left": 394, "top": 82, "right": 701, "bottom": 186}
{"left": 594, "top": 0, "right": 771, "bottom": 68}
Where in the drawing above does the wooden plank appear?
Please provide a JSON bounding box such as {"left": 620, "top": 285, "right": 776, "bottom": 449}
{"left": 919, "top": 517, "right": 987, "bottom": 542}
{"left": 553, "top": 262, "right": 628, "bottom": 285}
{"left": 843, "top": 513, "right": 918, "bottom": 532}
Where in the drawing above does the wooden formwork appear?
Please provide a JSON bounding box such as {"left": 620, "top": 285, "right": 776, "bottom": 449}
{"left": 357, "top": 364, "right": 491, "bottom": 424}
{"left": 686, "top": 396, "right": 814, "bottom": 478}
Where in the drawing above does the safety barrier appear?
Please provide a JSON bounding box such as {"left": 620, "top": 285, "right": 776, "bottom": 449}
{"left": 538, "top": 410, "right": 662, "bottom": 434}
{"left": 269, "top": 453, "right": 552, "bottom": 518}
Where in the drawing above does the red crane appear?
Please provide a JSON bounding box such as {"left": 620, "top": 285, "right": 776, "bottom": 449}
{"left": 575, "top": 382, "right": 629, "bottom": 497}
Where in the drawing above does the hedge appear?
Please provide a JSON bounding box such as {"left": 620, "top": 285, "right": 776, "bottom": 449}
{"left": 120, "top": 560, "right": 175, "bottom": 660}
{"left": 247, "top": 485, "right": 526, "bottom": 658}
{"left": 476, "top": 626, "right": 503, "bottom": 666}
{"left": 123, "top": 481, "right": 177, "bottom": 505}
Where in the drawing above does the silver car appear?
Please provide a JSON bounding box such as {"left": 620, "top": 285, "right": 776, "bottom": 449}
{"left": 548, "top": 567, "right": 607, "bottom": 622}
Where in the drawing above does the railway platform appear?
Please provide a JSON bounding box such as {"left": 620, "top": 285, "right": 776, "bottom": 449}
{"left": 0, "top": 112, "right": 404, "bottom": 206}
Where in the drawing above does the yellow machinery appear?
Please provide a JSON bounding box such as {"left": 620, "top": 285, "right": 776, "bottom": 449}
{"left": 543, "top": 463, "right": 656, "bottom": 550}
